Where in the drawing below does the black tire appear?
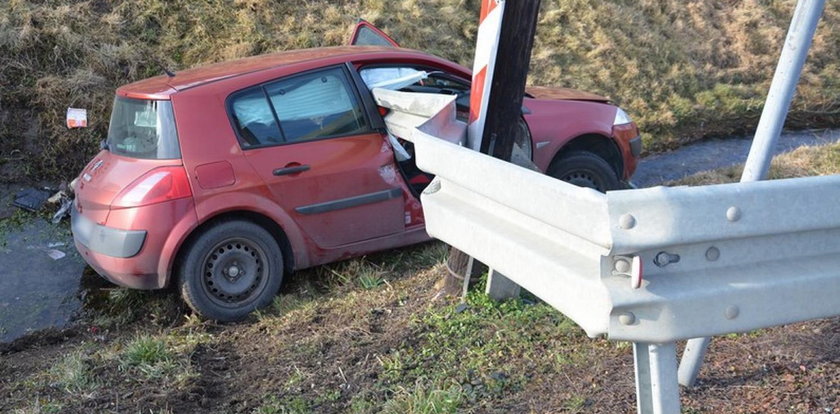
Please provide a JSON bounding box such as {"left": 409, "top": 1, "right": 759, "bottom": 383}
{"left": 178, "top": 220, "right": 283, "bottom": 322}
{"left": 548, "top": 151, "right": 621, "bottom": 192}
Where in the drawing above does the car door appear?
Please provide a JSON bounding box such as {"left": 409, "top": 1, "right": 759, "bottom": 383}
{"left": 231, "top": 65, "right": 406, "bottom": 249}
{"left": 349, "top": 19, "right": 400, "bottom": 47}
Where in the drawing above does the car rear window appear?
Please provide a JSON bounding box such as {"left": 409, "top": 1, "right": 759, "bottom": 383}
{"left": 106, "top": 97, "right": 180, "bottom": 159}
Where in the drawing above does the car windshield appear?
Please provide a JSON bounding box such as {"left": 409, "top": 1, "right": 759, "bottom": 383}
{"left": 106, "top": 97, "right": 180, "bottom": 159}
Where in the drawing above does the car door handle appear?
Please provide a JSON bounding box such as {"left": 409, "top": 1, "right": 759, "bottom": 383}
{"left": 273, "top": 164, "right": 310, "bottom": 176}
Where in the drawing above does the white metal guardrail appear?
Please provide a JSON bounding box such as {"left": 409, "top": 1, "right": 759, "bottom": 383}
{"left": 373, "top": 1, "right": 836, "bottom": 412}
{"left": 375, "top": 88, "right": 840, "bottom": 344}
{"left": 412, "top": 126, "right": 840, "bottom": 343}
{"left": 392, "top": 90, "right": 840, "bottom": 414}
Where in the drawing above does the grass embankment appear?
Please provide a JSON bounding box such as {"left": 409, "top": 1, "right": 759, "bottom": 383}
{"left": 2, "top": 0, "right": 840, "bottom": 180}
{"left": 2, "top": 145, "right": 839, "bottom": 412}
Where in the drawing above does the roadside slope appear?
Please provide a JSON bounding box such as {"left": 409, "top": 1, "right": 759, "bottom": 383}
{"left": 1, "top": 0, "right": 839, "bottom": 180}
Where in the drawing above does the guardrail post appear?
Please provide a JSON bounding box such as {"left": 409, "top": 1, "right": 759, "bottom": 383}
{"left": 678, "top": 0, "right": 826, "bottom": 388}
{"left": 676, "top": 337, "right": 710, "bottom": 387}
{"left": 634, "top": 342, "right": 681, "bottom": 414}
{"left": 741, "top": 0, "right": 826, "bottom": 182}
{"left": 485, "top": 268, "right": 521, "bottom": 300}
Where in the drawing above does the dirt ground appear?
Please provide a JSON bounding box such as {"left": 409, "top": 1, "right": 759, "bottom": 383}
{"left": 0, "top": 251, "right": 837, "bottom": 413}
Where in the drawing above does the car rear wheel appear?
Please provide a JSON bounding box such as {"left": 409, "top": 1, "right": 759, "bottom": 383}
{"left": 178, "top": 220, "right": 283, "bottom": 322}
{"left": 548, "top": 151, "right": 620, "bottom": 192}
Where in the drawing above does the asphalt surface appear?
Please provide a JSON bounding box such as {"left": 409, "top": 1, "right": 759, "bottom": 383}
{"left": 633, "top": 128, "right": 840, "bottom": 187}
{"left": 0, "top": 217, "right": 87, "bottom": 343}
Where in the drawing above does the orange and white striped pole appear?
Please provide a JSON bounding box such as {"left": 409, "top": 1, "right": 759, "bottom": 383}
{"left": 445, "top": 0, "right": 540, "bottom": 299}
{"left": 467, "top": 0, "right": 506, "bottom": 151}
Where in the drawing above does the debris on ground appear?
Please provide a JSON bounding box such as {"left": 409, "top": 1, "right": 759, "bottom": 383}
{"left": 50, "top": 193, "right": 73, "bottom": 224}
{"left": 9, "top": 182, "right": 74, "bottom": 223}
{"left": 12, "top": 188, "right": 52, "bottom": 212}
{"left": 45, "top": 249, "right": 65, "bottom": 260}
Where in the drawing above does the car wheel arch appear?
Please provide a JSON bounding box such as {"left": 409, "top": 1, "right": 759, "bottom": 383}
{"left": 170, "top": 210, "right": 295, "bottom": 288}
{"left": 549, "top": 133, "right": 623, "bottom": 179}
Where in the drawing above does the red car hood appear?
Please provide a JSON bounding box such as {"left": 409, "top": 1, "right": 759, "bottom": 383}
{"left": 526, "top": 86, "right": 609, "bottom": 103}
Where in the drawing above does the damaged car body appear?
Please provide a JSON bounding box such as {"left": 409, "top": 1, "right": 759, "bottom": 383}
{"left": 71, "top": 22, "right": 642, "bottom": 321}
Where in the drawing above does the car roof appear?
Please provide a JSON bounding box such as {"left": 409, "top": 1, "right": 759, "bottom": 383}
{"left": 118, "top": 45, "right": 425, "bottom": 99}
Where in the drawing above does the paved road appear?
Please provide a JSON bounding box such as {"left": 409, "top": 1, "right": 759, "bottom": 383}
{"left": 0, "top": 217, "right": 87, "bottom": 343}
{"left": 633, "top": 129, "right": 840, "bottom": 187}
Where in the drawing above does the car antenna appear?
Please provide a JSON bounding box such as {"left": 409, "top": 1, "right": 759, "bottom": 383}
{"left": 153, "top": 59, "right": 176, "bottom": 78}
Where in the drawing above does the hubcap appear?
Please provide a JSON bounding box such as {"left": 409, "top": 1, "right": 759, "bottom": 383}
{"left": 202, "top": 238, "right": 268, "bottom": 306}
{"left": 563, "top": 171, "right": 601, "bottom": 191}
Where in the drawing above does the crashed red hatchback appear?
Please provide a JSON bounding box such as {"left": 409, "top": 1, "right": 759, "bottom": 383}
{"left": 72, "top": 24, "right": 641, "bottom": 321}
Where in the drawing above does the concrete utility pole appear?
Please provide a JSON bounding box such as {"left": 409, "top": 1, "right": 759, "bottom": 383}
{"left": 444, "top": 0, "right": 542, "bottom": 297}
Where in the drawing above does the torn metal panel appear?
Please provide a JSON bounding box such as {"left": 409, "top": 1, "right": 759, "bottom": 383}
{"left": 372, "top": 88, "right": 466, "bottom": 146}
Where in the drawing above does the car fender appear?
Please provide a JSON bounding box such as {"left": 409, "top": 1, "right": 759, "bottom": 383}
{"left": 524, "top": 99, "right": 617, "bottom": 171}
{"left": 156, "top": 205, "right": 200, "bottom": 288}
{"left": 176, "top": 192, "right": 311, "bottom": 280}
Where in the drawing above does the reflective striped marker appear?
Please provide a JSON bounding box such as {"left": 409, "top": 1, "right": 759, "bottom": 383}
{"left": 468, "top": 0, "right": 505, "bottom": 151}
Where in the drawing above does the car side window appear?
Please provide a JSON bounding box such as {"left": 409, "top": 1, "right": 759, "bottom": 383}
{"left": 264, "top": 67, "right": 367, "bottom": 143}
{"left": 229, "top": 87, "right": 284, "bottom": 148}
{"left": 360, "top": 67, "right": 426, "bottom": 89}
{"left": 359, "top": 66, "right": 472, "bottom": 122}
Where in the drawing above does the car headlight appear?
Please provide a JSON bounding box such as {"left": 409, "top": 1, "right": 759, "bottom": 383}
{"left": 614, "top": 107, "right": 633, "bottom": 126}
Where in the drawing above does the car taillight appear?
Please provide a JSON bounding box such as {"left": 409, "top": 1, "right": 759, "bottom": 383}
{"left": 378, "top": 106, "right": 390, "bottom": 117}
{"left": 111, "top": 166, "right": 192, "bottom": 208}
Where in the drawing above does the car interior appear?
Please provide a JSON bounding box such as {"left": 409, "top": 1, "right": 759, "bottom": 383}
{"left": 359, "top": 66, "right": 474, "bottom": 195}
{"left": 231, "top": 68, "right": 367, "bottom": 148}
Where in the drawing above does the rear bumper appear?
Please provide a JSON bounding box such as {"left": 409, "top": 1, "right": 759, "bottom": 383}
{"left": 71, "top": 206, "right": 146, "bottom": 258}
{"left": 71, "top": 198, "right": 195, "bottom": 290}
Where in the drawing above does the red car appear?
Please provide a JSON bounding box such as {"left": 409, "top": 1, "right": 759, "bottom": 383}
{"left": 72, "top": 23, "right": 641, "bottom": 321}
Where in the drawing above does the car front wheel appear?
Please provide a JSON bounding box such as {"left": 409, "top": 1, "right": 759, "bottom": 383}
{"left": 548, "top": 150, "right": 621, "bottom": 192}
{"left": 178, "top": 220, "right": 283, "bottom": 322}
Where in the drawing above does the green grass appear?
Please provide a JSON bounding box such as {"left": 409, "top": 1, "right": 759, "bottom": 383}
{"left": 119, "top": 335, "right": 173, "bottom": 375}
{"left": 11, "top": 399, "right": 64, "bottom": 414}
{"left": 48, "top": 350, "right": 99, "bottom": 394}
{"left": 2, "top": 0, "right": 839, "bottom": 180}
{"left": 253, "top": 395, "right": 311, "bottom": 414}
{"left": 116, "top": 332, "right": 202, "bottom": 385}
{"left": 378, "top": 290, "right": 579, "bottom": 404}
{"left": 380, "top": 383, "right": 464, "bottom": 414}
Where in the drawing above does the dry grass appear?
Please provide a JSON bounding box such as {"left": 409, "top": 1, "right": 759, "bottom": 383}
{"left": 1, "top": 0, "right": 839, "bottom": 180}
{"left": 670, "top": 141, "right": 840, "bottom": 186}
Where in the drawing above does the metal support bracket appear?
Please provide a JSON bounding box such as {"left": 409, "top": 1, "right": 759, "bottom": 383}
{"left": 678, "top": 337, "right": 711, "bottom": 387}
{"left": 635, "top": 342, "right": 681, "bottom": 414}
{"left": 679, "top": 0, "right": 826, "bottom": 388}
{"left": 485, "top": 269, "right": 521, "bottom": 300}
